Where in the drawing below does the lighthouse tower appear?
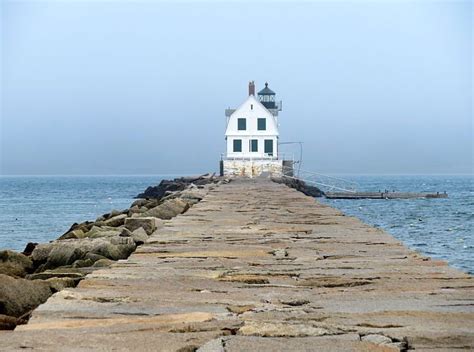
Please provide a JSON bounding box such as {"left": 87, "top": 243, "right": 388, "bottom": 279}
{"left": 221, "top": 81, "right": 291, "bottom": 177}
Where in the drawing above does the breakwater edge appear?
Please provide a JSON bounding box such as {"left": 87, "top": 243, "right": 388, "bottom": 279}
{"left": 0, "top": 174, "right": 227, "bottom": 329}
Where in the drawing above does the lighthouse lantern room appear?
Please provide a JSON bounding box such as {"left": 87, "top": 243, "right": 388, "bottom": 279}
{"left": 220, "top": 81, "right": 292, "bottom": 177}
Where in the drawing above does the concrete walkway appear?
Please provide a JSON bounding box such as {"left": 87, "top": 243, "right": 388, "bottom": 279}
{"left": 2, "top": 178, "right": 473, "bottom": 351}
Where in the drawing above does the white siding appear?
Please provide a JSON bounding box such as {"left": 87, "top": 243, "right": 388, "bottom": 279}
{"left": 225, "top": 95, "right": 279, "bottom": 159}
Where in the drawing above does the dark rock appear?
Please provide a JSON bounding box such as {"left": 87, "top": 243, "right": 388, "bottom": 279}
{"left": 272, "top": 177, "right": 324, "bottom": 198}
{"left": 136, "top": 174, "right": 217, "bottom": 199}
{"left": 136, "top": 179, "right": 187, "bottom": 199}
{"left": 0, "top": 250, "right": 33, "bottom": 278}
{"left": 0, "top": 314, "right": 23, "bottom": 330}
{"left": 0, "top": 274, "right": 52, "bottom": 318}
{"left": 22, "top": 242, "right": 38, "bottom": 257}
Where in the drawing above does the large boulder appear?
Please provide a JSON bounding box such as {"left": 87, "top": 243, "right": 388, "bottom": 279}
{"left": 31, "top": 237, "right": 136, "bottom": 271}
{"left": 57, "top": 229, "right": 86, "bottom": 240}
{"left": 0, "top": 274, "right": 52, "bottom": 318}
{"left": 0, "top": 250, "right": 33, "bottom": 278}
{"left": 91, "top": 237, "right": 136, "bottom": 261}
{"left": 142, "top": 198, "right": 190, "bottom": 219}
{"left": 103, "top": 214, "right": 127, "bottom": 227}
{"left": 60, "top": 221, "right": 95, "bottom": 239}
{"left": 124, "top": 217, "right": 157, "bottom": 235}
{"left": 130, "top": 227, "right": 148, "bottom": 245}
{"left": 85, "top": 225, "right": 122, "bottom": 239}
{"left": 135, "top": 175, "right": 218, "bottom": 199}
{"left": 179, "top": 188, "right": 207, "bottom": 203}
{"left": 136, "top": 179, "right": 188, "bottom": 199}
{"left": 43, "top": 241, "right": 93, "bottom": 269}
{"left": 31, "top": 243, "right": 55, "bottom": 265}
{"left": 131, "top": 199, "right": 149, "bottom": 208}
{"left": 128, "top": 205, "right": 147, "bottom": 216}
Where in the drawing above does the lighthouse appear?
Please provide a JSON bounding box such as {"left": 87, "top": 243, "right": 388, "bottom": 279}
{"left": 220, "top": 81, "right": 292, "bottom": 177}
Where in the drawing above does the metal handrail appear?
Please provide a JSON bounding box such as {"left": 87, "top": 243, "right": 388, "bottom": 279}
{"left": 282, "top": 166, "right": 359, "bottom": 193}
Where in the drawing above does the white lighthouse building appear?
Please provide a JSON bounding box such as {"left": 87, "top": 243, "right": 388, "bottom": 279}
{"left": 220, "top": 81, "right": 293, "bottom": 177}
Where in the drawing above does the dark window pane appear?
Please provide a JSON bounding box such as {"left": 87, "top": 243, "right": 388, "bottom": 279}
{"left": 237, "top": 118, "right": 246, "bottom": 131}
{"left": 250, "top": 139, "right": 258, "bottom": 152}
{"left": 264, "top": 139, "right": 273, "bottom": 156}
{"left": 257, "top": 118, "right": 266, "bottom": 131}
{"left": 233, "top": 139, "right": 242, "bottom": 152}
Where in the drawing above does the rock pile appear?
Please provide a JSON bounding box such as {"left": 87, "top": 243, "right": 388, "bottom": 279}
{"left": 0, "top": 173, "right": 227, "bottom": 330}
{"left": 271, "top": 176, "right": 324, "bottom": 197}
{"left": 136, "top": 173, "right": 218, "bottom": 199}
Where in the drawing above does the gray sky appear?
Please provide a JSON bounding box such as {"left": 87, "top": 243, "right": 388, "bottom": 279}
{"left": 1, "top": 0, "right": 472, "bottom": 175}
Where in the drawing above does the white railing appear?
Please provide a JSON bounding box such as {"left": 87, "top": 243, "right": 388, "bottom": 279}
{"left": 283, "top": 166, "right": 359, "bottom": 193}
{"left": 221, "top": 153, "right": 294, "bottom": 162}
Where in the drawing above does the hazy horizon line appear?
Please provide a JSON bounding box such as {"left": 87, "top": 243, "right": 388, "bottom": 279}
{"left": 1, "top": 173, "right": 472, "bottom": 177}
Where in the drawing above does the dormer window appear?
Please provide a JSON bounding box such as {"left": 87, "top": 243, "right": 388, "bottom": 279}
{"left": 237, "top": 118, "right": 246, "bottom": 131}
{"left": 257, "top": 118, "right": 266, "bottom": 131}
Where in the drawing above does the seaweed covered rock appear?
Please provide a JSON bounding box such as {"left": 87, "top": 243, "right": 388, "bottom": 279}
{"left": 0, "top": 250, "right": 33, "bottom": 278}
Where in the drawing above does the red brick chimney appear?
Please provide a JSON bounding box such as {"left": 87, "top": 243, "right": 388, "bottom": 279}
{"left": 248, "top": 81, "right": 255, "bottom": 96}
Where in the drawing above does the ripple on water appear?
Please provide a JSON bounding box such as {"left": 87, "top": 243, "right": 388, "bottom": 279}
{"left": 320, "top": 175, "right": 474, "bottom": 274}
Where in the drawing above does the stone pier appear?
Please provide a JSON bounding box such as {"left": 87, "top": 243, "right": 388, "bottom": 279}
{"left": 1, "top": 178, "right": 473, "bottom": 351}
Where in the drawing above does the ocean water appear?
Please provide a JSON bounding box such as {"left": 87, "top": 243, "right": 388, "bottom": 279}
{"left": 0, "top": 175, "right": 472, "bottom": 274}
{"left": 319, "top": 175, "right": 473, "bottom": 274}
{"left": 0, "top": 176, "right": 167, "bottom": 252}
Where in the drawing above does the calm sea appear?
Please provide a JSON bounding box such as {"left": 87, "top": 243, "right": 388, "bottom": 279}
{"left": 0, "top": 175, "right": 472, "bottom": 274}
{"left": 320, "top": 175, "right": 473, "bottom": 274}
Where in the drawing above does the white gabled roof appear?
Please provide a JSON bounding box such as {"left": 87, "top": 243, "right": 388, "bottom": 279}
{"left": 225, "top": 95, "right": 278, "bottom": 136}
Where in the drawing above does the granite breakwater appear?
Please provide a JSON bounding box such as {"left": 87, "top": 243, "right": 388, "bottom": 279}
{"left": 1, "top": 176, "right": 472, "bottom": 351}
{"left": 0, "top": 174, "right": 228, "bottom": 330}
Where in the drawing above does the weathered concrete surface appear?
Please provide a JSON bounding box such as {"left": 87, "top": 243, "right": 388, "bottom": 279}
{"left": 1, "top": 178, "right": 473, "bottom": 351}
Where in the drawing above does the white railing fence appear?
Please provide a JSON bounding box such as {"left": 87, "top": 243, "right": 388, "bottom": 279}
{"left": 282, "top": 165, "right": 358, "bottom": 193}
